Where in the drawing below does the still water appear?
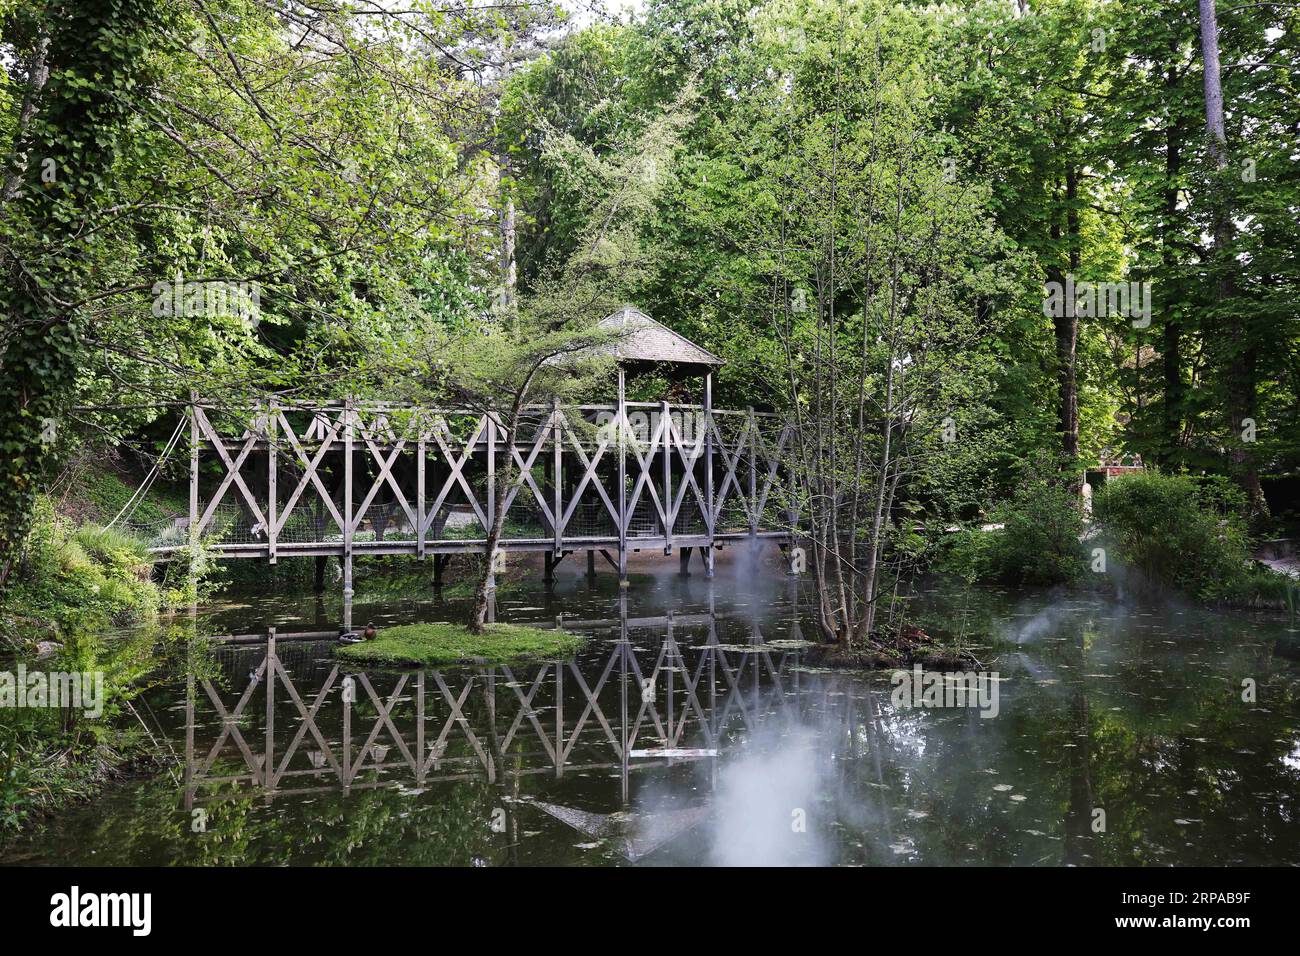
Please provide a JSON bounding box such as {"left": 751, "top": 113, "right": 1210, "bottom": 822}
{"left": 5, "top": 561, "right": 1300, "bottom": 866}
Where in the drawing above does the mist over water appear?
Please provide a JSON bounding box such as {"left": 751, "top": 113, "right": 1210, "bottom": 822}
{"left": 707, "top": 725, "right": 830, "bottom": 866}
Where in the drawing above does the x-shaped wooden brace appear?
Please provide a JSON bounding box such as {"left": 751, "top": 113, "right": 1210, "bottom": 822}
{"left": 269, "top": 661, "right": 342, "bottom": 787}
{"left": 709, "top": 415, "right": 756, "bottom": 527}
{"left": 273, "top": 409, "right": 346, "bottom": 537}
{"left": 424, "top": 416, "right": 489, "bottom": 533}
{"left": 197, "top": 657, "right": 268, "bottom": 784}
{"left": 352, "top": 412, "right": 418, "bottom": 534}
{"left": 195, "top": 407, "right": 268, "bottom": 537}
{"left": 350, "top": 673, "right": 418, "bottom": 778}
{"left": 625, "top": 411, "right": 670, "bottom": 531}
{"left": 559, "top": 418, "right": 619, "bottom": 532}
{"left": 754, "top": 421, "right": 792, "bottom": 521}
{"left": 500, "top": 409, "right": 556, "bottom": 528}
{"left": 423, "top": 672, "right": 488, "bottom": 774}
{"left": 666, "top": 411, "right": 710, "bottom": 532}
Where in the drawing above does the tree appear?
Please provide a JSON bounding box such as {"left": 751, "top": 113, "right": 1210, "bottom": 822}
{"left": 366, "top": 107, "right": 687, "bottom": 631}
{"left": 699, "top": 2, "right": 1018, "bottom": 643}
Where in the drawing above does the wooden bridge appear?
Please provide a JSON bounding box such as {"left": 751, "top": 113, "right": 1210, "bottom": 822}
{"left": 169, "top": 308, "right": 795, "bottom": 591}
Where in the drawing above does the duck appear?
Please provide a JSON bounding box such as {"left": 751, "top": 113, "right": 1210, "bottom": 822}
{"left": 363, "top": 622, "right": 378, "bottom": 641}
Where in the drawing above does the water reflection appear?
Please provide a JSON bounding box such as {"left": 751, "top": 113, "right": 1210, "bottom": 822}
{"left": 4, "top": 575, "right": 1300, "bottom": 867}
{"left": 184, "top": 592, "right": 817, "bottom": 861}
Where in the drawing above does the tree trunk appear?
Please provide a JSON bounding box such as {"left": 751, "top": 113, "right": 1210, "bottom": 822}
{"left": 1049, "top": 170, "right": 1080, "bottom": 465}
{"left": 1160, "top": 65, "right": 1185, "bottom": 465}
{"left": 1198, "top": 0, "right": 1265, "bottom": 515}
{"left": 470, "top": 422, "right": 514, "bottom": 634}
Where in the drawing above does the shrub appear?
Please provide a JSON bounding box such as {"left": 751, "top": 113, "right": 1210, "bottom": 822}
{"left": 2, "top": 498, "right": 163, "bottom": 638}
{"left": 1092, "top": 471, "right": 1253, "bottom": 601}
{"left": 943, "top": 478, "right": 1085, "bottom": 586}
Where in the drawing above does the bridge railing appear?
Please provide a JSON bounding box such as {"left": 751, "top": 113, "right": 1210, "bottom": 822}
{"left": 170, "top": 400, "right": 793, "bottom": 561}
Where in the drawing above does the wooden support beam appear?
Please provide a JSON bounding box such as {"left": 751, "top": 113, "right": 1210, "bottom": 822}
{"left": 417, "top": 425, "right": 426, "bottom": 559}
{"left": 617, "top": 368, "right": 628, "bottom": 587}
{"left": 587, "top": 549, "right": 597, "bottom": 579}
{"left": 705, "top": 373, "right": 715, "bottom": 548}
{"left": 553, "top": 399, "right": 562, "bottom": 553}
{"left": 748, "top": 405, "right": 758, "bottom": 539}
{"left": 679, "top": 546, "right": 692, "bottom": 577}
{"left": 267, "top": 404, "right": 278, "bottom": 565}
{"left": 342, "top": 400, "right": 354, "bottom": 598}
{"left": 661, "top": 400, "right": 672, "bottom": 553}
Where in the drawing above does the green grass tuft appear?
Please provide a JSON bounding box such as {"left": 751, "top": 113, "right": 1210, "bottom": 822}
{"left": 336, "top": 621, "right": 586, "bottom": 667}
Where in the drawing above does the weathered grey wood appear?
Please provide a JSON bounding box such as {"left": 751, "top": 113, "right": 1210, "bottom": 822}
{"left": 343, "top": 401, "right": 354, "bottom": 598}
{"left": 273, "top": 409, "right": 345, "bottom": 538}
{"left": 267, "top": 406, "right": 277, "bottom": 564}
{"left": 417, "top": 428, "right": 426, "bottom": 559}
{"left": 748, "top": 406, "right": 758, "bottom": 538}
{"left": 194, "top": 407, "right": 268, "bottom": 536}
{"left": 553, "top": 399, "right": 562, "bottom": 551}
{"left": 705, "top": 374, "right": 715, "bottom": 549}
{"left": 617, "top": 369, "right": 629, "bottom": 585}
{"left": 188, "top": 395, "right": 198, "bottom": 552}
{"left": 662, "top": 400, "right": 672, "bottom": 551}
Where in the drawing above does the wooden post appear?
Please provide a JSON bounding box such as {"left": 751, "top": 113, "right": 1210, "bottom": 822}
{"left": 617, "top": 367, "right": 628, "bottom": 587}
{"left": 748, "top": 405, "right": 758, "bottom": 539}
{"left": 486, "top": 414, "right": 495, "bottom": 542}
{"left": 267, "top": 404, "right": 277, "bottom": 565}
{"left": 586, "top": 548, "right": 596, "bottom": 580}
{"left": 553, "top": 398, "right": 562, "bottom": 554}
{"left": 544, "top": 551, "right": 555, "bottom": 585}
{"left": 679, "top": 546, "right": 692, "bottom": 577}
{"left": 188, "top": 393, "right": 199, "bottom": 603}
{"left": 662, "top": 399, "right": 672, "bottom": 552}
{"left": 417, "top": 420, "right": 426, "bottom": 559}
{"left": 342, "top": 400, "right": 354, "bottom": 599}
{"left": 265, "top": 628, "right": 276, "bottom": 790}
{"left": 705, "top": 372, "right": 715, "bottom": 578}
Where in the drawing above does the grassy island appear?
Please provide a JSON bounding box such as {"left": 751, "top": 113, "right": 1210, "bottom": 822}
{"left": 336, "top": 622, "right": 585, "bottom": 667}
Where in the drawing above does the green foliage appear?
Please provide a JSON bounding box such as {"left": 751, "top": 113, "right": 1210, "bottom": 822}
{"left": 944, "top": 478, "right": 1087, "bottom": 587}
{"left": 1092, "top": 471, "right": 1255, "bottom": 601}
{"left": 1, "top": 498, "right": 161, "bottom": 639}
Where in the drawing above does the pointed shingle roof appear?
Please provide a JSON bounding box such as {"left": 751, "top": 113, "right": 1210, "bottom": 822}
{"left": 597, "top": 306, "right": 724, "bottom": 368}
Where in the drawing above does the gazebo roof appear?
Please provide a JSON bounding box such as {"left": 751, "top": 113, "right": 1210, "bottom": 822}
{"left": 597, "top": 306, "right": 724, "bottom": 369}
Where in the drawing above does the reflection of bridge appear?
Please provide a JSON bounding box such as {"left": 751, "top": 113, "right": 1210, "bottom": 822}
{"left": 183, "top": 599, "right": 810, "bottom": 810}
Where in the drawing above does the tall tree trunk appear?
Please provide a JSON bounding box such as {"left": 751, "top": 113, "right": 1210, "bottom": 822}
{"left": 1198, "top": 0, "right": 1265, "bottom": 514}
{"left": 1160, "top": 62, "right": 1185, "bottom": 465}
{"left": 1, "top": 27, "right": 50, "bottom": 204}
{"left": 1049, "top": 170, "right": 1081, "bottom": 466}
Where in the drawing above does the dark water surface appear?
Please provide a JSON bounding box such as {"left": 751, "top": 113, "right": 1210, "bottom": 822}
{"left": 5, "top": 561, "right": 1300, "bottom": 866}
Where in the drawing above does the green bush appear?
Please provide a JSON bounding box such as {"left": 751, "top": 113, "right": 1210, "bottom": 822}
{"left": 1092, "top": 471, "right": 1253, "bottom": 601}
{"left": 1, "top": 497, "right": 162, "bottom": 639}
{"left": 943, "top": 478, "right": 1086, "bottom": 586}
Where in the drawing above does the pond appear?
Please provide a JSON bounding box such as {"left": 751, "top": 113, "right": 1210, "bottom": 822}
{"left": 4, "top": 558, "right": 1300, "bottom": 866}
